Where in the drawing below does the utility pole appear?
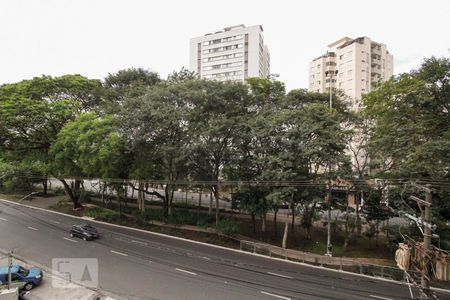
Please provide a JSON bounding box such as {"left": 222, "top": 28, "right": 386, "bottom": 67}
{"left": 324, "top": 69, "right": 338, "bottom": 257}
{"left": 409, "top": 182, "right": 434, "bottom": 299}
{"left": 421, "top": 184, "right": 432, "bottom": 297}
{"left": 7, "top": 250, "right": 12, "bottom": 290}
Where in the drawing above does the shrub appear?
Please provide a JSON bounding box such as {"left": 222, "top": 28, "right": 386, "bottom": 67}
{"left": 168, "top": 209, "right": 198, "bottom": 225}
{"left": 217, "top": 218, "right": 239, "bottom": 237}
{"left": 0, "top": 177, "right": 32, "bottom": 193}
{"left": 84, "top": 207, "right": 120, "bottom": 222}
{"left": 78, "top": 189, "right": 91, "bottom": 203}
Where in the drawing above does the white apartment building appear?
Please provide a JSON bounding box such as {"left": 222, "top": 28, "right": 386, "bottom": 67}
{"left": 189, "top": 24, "right": 270, "bottom": 82}
{"left": 309, "top": 36, "right": 393, "bottom": 109}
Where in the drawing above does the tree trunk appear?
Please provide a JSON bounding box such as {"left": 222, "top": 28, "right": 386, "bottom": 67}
{"left": 213, "top": 185, "right": 220, "bottom": 226}
{"left": 122, "top": 185, "right": 127, "bottom": 208}
{"left": 198, "top": 190, "right": 202, "bottom": 211}
{"left": 59, "top": 178, "right": 82, "bottom": 209}
{"left": 209, "top": 191, "right": 213, "bottom": 215}
{"left": 138, "top": 180, "right": 145, "bottom": 212}
{"left": 273, "top": 209, "right": 278, "bottom": 240}
{"left": 291, "top": 207, "right": 295, "bottom": 232}
{"left": 282, "top": 210, "right": 289, "bottom": 249}
{"left": 376, "top": 220, "right": 379, "bottom": 246}
{"left": 101, "top": 183, "right": 106, "bottom": 206}
{"left": 261, "top": 213, "right": 266, "bottom": 234}
{"left": 356, "top": 192, "right": 361, "bottom": 236}
{"left": 41, "top": 178, "right": 47, "bottom": 195}
{"left": 163, "top": 184, "right": 169, "bottom": 218}
{"left": 386, "top": 218, "right": 390, "bottom": 243}
{"left": 251, "top": 212, "right": 256, "bottom": 234}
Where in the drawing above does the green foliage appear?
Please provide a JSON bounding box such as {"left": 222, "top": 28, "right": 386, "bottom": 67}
{"left": 363, "top": 57, "right": 450, "bottom": 178}
{"left": 217, "top": 218, "right": 240, "bottom": 236}
{"left": 49, "top": 113, "right": 128, "bottom": 179}
{"left": 232, "top": 188, "right": 271, "bottom": 216}
{"left": 84, "top": 207, "right": 121, "bottom": 222}
{"left": 103, "top": 67, "right": 160, "bottom": 103}
{"left": 362, "top": 188, "right": 392, "bottom": 223}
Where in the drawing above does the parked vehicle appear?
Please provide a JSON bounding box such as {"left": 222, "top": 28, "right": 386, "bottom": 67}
{"left": 70, "top": 224, "right": 99, "bottom": 241}
{"left": 0, "top": 265, "right": 43, "bottom": 291}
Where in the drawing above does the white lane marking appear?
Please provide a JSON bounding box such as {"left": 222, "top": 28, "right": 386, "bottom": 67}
{"left": 0, "top": 217, "right": 7, "bottom": 221}
{"left": 175, "top": 268, "right": 197, "bottom": 276}
{"left": 370, "top": 296, "right": 394, "bottom": 300}
{"left": 131, "top": 240, "right": 148, "bottom": 246}
{"left": 27, "top": 226, "right": 38, "bottom": 231}
{"left": 63, "top": 237, "right": 78, "bottom": 243}
{"left": 267, "top": 272, "right": 293, "bottom": 279}
{"left": 110, "top": 250, "right": 128, "bottom": 257}
{"left": 201, "top": 256, "right": 211, "bottom": 260}
{"left": 49, "top": 220, "right": 60, "bottom": 224}
{"left": 261, "top": 291, "right": 291, "bottom": 300}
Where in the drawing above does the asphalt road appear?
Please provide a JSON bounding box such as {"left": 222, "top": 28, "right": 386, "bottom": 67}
{"left": 0, "top": 200, "right": 447, "bottom": 300}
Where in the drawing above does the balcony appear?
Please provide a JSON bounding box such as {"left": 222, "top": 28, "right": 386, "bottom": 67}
{"left": 371, "top": 69, "right": 381, "bottom": 77}
{"left": 371, "top": 44, "right": 381, "bottom": 55}
{"left": 371, "top": 58, "right": 381, "bottom": 65}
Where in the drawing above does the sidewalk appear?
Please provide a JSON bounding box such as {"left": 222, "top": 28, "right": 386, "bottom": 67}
{"left": 0, "top": 256, "right": 112, "bottom": 300}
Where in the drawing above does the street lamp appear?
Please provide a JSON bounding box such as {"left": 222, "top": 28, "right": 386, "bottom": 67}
{"left": 324, "top": 69, "right": 338, "bottom": 257}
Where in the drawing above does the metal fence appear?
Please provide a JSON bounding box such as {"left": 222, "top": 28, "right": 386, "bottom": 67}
{"left": 240, "top": 240, "right": 412, "bottom": 282}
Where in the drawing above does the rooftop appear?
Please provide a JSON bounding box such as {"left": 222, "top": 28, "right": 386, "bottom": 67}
{"left": 204, "top": 24, "right": 263, "bottom": 36}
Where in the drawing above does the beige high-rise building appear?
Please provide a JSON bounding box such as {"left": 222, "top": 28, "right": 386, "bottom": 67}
{"left": 309, "top": 36, "right": 393, "bottom": 109}
{"left": 189, "top": 24, "right": 270, "bottom": 82}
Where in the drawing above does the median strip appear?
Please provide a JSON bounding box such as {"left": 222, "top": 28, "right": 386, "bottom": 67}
{"left": 267, "top": 272, "right": 293, "bottom": 279}
{"left": 110, "top": 250, "right": 128, "bottom": 257}
{"left": 175, "top": 268, "right": 197, "bottom": 276}
{"left": 27, "top": 226, "right": 38, "bottom": 231}
{"left": 261, "top": 291, "right": 291, "bottom": 300}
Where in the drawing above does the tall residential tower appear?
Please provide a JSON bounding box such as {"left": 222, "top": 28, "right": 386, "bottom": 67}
{"left": 309, "top": 36, "right": 393, "bottom": 109}
{"left": 189, "top": 24, "right": 270, "bottom": 82}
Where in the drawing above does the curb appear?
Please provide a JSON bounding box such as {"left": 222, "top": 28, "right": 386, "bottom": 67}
{"left": 1, "top": 198, "right": 449, "bottom": 295}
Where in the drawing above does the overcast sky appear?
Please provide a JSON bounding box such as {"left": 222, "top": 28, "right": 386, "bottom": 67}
{"left": 1, "top": 0, "right": 449, "bottom": 91}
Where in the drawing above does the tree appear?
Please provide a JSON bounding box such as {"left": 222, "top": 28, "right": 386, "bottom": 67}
{"left": 0, "top": 75, "right": 101, "bottom": 195}
{"left": 362, "top": 188, "right": 392, "bottom": 246}
{"left": 119, "top": 75, "right": 191, "bottom": 216}
{"left": 188, "top": 80, "right": 250, "bottom": 226}
{"left": 49, "top": 113, "right": 128, "bottom": 208}
{"left": 226, "top": 77, "right": 286, "bottom": 237}
{"left": 102, "top": 67, "right": 160, "bottom": 113}
{"left": 363, "top": 57, "right": 450, "bottom": 178}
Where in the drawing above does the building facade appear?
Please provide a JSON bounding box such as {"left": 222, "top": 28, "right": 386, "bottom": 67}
{"left": 309, "top": 36, "right": 393, "bottom": 110}
{"left": 189, "top": 24, "right": 270, "bottom": 82}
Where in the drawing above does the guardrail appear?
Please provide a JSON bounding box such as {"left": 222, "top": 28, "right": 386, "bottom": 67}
{"left": 240, "top": 240, "right": 414, "bottom": 282}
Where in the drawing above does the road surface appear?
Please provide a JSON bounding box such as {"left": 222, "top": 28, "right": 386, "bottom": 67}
{"left": 0, "top": 199, "right": 447, "bottom": 300}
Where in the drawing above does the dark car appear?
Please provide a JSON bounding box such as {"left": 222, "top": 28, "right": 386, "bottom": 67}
{"left": 0, "top": 265, "right": 43, "bottom": 291}
{"left": 70, "top": 224, "right": 99, "bottom": 241}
